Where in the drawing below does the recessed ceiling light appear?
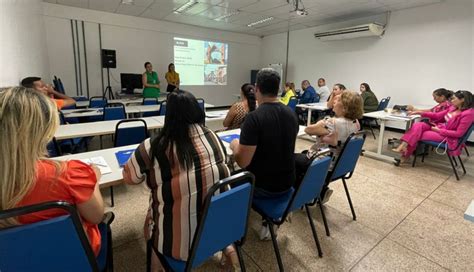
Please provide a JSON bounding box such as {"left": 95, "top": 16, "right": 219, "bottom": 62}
{"left": 247, "top": 17, "right": 274, "bottom": 27}
{"left": 174, "top": 0, "right": 198, "bottom": 14}
{"left": 214, "top": 11, "right": 240, "bottom": 21}
{"left": 121, "top": 0, "right": 134, "bottom": 5}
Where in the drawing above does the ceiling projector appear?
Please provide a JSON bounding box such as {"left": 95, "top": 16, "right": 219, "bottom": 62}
{"left": 295, "top": 9, "right": 308, "bottom": 16}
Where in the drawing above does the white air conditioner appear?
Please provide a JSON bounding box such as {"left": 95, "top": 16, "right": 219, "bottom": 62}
{"left": 314, "top": 23, "right": 385, "bottom": 41}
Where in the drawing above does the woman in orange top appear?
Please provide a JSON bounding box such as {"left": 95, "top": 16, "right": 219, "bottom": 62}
{"left": 0, "top": 87, "right": 105, "bottom": 256}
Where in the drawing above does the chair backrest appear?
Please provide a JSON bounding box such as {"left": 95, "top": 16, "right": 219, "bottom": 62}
{"left": 53, "top": 76, "right": 60, "bottom": 92}
{"left": 0, "top": 201, "right": 99, "bottom": 272}
{"left": 103, "top": 103, "right": 126, "bottom": 121}
{"left": 143, "top": 98, "right": 158, "bottom": 105}
{"left": 287, "top": 96, "right": 299, "bottom": 111}
{"left": 312, "top": 92, "right": 320, "bottom": 103}
{"left": 186, "top": 171, "right": 255, "bottom": 270}
{"left": 377, "top": 96, "right": 391, "bottom": 111}
{"left": 114, "top": 119, "right": 148, "bottom": 147}
{"left": 89, "top": 96, "right": 107, "bottom": 108}
{"left": 73, "top": 96, "right": 89, "bottom": 101}
{"left": 57, "top": 78, "right": 65, "bottom": 94}
{"left": 330, "top": 132, "right": 366, "bottom": 181}
{"left": 47, "top": 137, "right": 62, "bottom": 157}
{"left": 288, "top": 156, "right": 332, "bottom": 212}
{"left": 159, "top": 100, "right": 167, "bottom": 116}
{"left": 452, "top": 123, "right": 474, "bottom": 150}
{"left": 197, "top": 98, "right": 205, "bottom": 111}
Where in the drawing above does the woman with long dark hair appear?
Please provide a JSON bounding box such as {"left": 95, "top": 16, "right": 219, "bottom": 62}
{"left": 123, "top": 90, "right": 237, "bottom": 270}
{"left": 223, "top": 83, "right": 257, "bottom": 130}
{"left": 360, "top": 82, "right": 379, "bottom": 113}
{"left": 407, "top": 88, "right": 453, "bottom": 114}
{"left": 165, "top": 63, "right": 180, "bottom": 92}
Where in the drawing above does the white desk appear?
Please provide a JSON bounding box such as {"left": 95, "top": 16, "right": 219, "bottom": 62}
{"left": 56, "top": 144, "right": 138, "bottom": 188}
{"left": 362, "top": 110, "right": 420, "bottom": 165}
{"left": 55, "top": 117, "right": 163, "bottom": 140}
{"left": 296, "top": 103, "right": 330, "bottom": 126}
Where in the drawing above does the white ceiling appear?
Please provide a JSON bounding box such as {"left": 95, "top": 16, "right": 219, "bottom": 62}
{"left": 43, "top": 0, "right": 443, "bottom": 36}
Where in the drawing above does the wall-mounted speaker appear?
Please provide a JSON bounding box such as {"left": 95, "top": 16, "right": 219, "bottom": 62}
{"left": 101, "top": 49, "right": 116, "bottom": 68}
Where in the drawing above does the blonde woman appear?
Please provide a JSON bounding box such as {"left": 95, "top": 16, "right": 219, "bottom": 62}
{"left": 0, "top": 87, "right": 105, "bottom": 256}
{"left": 280, "top": 82, "right": 296, "bottom": 105}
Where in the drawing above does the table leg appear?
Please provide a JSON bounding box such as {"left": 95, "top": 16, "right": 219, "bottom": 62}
{"left": 307, "top": 109, "right": 313, "bottom": 126}
{"left": 363, "top": 119, "right": 399, "bottom": 165}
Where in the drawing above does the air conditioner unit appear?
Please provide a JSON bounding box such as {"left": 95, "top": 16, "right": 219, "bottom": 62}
{"left": 314, "top": 23, "right": 385, "bottom": 41}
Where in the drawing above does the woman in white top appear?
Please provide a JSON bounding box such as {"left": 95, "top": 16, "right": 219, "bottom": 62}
{"left": 295, "top": 90, "right": 363, "bottom": 202}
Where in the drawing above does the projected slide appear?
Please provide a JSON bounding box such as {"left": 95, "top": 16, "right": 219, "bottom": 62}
{"left": 174, "top": 37, "right": 228, "bottom": 86}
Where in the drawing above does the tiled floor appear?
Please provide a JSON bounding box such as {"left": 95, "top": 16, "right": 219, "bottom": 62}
{"left": 97, "top": 130, "right": 474, "bottom": 271}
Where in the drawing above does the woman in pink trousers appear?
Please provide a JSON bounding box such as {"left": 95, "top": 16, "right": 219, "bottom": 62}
{"left": 393, "top": 90, "right": 474, "bottom": 162}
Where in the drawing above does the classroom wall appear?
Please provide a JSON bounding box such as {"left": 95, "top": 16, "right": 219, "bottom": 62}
{"left": 261, "top": 0, "right": 473, "bottom": 138}
{"left": 42, "top": 3, "right": 262, "bottom": 106}
{"left": 0, "top": 0, "right": 50, "bottom": 87}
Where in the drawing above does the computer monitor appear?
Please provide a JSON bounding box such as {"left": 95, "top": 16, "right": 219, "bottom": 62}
{"left": 120, "top": 73, "right": 143, "bottom": 94}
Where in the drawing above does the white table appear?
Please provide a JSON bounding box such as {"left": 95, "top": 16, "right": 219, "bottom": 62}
{"left": 296, "top": 103, "right": 330, "bottom": 126}
{"left": 362, "top": 110, "right": 420, "bottom": 165}
{"left": 55, "top": 116, "right": 163, "bottom": 140}
{"left": 56, "top": 144, "right": 138, "bottom": 188}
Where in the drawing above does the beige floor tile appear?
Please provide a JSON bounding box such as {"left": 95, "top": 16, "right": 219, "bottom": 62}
{"left": 351, "top": 239, "right": 448, "bottom": 272}
{"left": 242, "top": 208, "right": 382, "bottom": 271}
{"left": 429, "top": 173, "right": 474, "bottom": 211}
{"left": 114, "top": 238, "right": 147, "bottom": 272}
{"left": 387, "top": 199, "right": 474, "bottom": 271}
{"left": 326, "top": 175, "right": 425, "bottom": 235}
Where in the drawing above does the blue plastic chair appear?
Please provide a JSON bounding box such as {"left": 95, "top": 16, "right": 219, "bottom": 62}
{"left": 413, "top": 123, "right": 473, "bottom": 180}
{"left": 318, "top": 132, "right": 366, "bottom": 237}
{"left": 159, "top": 100, "right": 167, "bottom": 116}
{"left": 363, "top": 96, "right": 391, "bottom": 139}
{"left": 103, "top": 103, "right": 126, "bottom": 121}
{"left": 197, "top": 98, "right": 205, "bottom": 111}
{"left": 149, "top": 171, "right": 255, "bottom": 272}
{"left": 89, "top": 96, "right": 108, "bottom": 108}
{"left": 252, "top": 156, "right": 332, "bottom": 271}
{"left": 0, "top": 201, "right": 114, "bottom": 272}
{"left": 142, "top": 98, "right": 160, "bottom": 117}
{"left": 287, "top": 96, "right": 298, "bottom": 111}
{"left": 47, "top": 137, "right": 62, "bottom": 157}
{"left": 58, "top": 111, "right": 88, "bottom": 153}
{"left": 114, "top": 119, "right": 148, "bottom": 147}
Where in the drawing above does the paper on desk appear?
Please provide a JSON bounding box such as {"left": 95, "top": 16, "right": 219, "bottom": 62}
{"left": 206, "top": 112, "right": 225, "bottom": 118}
{"left": 465, "top": 200, "right": 474, "bottom": 223}
{"left": 80, "top": 156, "right": 112, "bottom": 175}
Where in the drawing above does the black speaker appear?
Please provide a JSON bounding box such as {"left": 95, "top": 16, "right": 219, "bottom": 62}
{"left": 101, "top": 49, "right": 116, "bottom": 68}
{"left": 250, "top": 69, "right": 259, "bottom": 85}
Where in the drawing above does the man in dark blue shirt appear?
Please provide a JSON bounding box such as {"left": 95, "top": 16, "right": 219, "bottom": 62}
{"left": 300, "top": 80, "right": 319, "bottom": 103}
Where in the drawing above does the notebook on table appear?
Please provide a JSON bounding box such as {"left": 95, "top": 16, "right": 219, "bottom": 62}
{"left": 79, "top": 156, "right": 112, "bottom": 175}
{"left": 219, "top": 134, "right": 240, "bottom": 143}
{"left": 115, "top": 149, "right": 136, "bottom": 167}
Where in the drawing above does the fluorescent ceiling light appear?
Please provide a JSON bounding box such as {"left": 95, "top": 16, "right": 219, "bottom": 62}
{"left": 247, "top": 17, "right": 274, "bottom": 27}
{"left": 121, "top": 0, "right": 134, "bottom": 4}
{"left": 174, "top": 0, "right": 198, "bottom": 14}
{"left": 214, "top": 11, "right": 240, "bottom": 21}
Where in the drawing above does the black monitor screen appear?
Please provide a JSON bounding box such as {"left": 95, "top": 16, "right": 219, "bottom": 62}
{"left": 120, "top": 73, "right": 143, "bottom": 93}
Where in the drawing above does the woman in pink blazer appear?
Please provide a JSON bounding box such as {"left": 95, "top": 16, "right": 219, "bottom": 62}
{"left": 393, "top": 90, "right": 474, "bottom": 161}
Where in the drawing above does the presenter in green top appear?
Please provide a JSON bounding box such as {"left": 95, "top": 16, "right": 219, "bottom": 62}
{"left": 142, "top": 62, "right": 160, "bottom": 98}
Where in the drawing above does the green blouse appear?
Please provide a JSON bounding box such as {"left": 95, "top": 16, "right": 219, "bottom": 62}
{"left": 361, "top": 91, "right": 379, "bottom": 113}
{"left": 143, "top": 71, "right": 160, "bottom": 98}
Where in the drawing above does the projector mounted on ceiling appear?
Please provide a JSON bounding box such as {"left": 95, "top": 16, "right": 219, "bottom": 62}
{"left": 289, "top": 0, "right": 308, "bottom": 17}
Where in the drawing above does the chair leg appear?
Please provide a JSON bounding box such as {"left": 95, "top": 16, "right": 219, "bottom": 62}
{"left": 447, "top": 155, "right": 460, "bottom": 180}
{"left": 412, "top": 152, "right": 417, "bottom": 167}
{"left": 235, "top": 244, "right": 246, "bottom": 272}
{"left": 100, "top": 135, "right": 103, "bottom": 149}
{"left": 342, "top": 179, "right": 357, "bottom": 220}
{"left": 268, "top": 221, "right": 284, "bottom": 272}
{"left": 110, "top": 186, "right": 115, "bottom": 207}
{"left": 318, "top": 201, "right": 330, "bottom": 237}
{"left": 453, "top": 156, "right": 458, "bottom": 167}
{"left": 458, "top": 156, "right": 466, "bottom": 174}
{"left": 464, "top": 146, "right": 470, "bottom": 157}
{"left": 107, "top": 225, "right": 114, "bottom": 272}
{"left": 304, "top": 205, "right": 323, "bottom": 257}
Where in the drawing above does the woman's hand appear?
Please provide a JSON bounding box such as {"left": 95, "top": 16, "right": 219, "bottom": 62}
{"left": 406, "top": 105, "right": 415, "bottom": 111}
{"left": 431, "top": 126, "right": 440, "bottom": 132}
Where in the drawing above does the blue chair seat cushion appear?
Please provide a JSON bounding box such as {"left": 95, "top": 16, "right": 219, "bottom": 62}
{"left": 163, "top": 255, "right": 186, "bottom": 271}
{"left": 422, "top": 141, "right": 445, "bottom": 149}
{"left": 252, "top": 188, "right": 295, "bottom": 219}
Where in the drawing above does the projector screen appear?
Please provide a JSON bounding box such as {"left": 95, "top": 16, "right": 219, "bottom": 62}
{"left": 174, "top": 37, "right": 228, "bottom": 86}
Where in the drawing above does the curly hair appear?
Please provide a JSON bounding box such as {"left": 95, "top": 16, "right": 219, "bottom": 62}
{"left": 340, "top": 90, "right": 364, "bottom": 120}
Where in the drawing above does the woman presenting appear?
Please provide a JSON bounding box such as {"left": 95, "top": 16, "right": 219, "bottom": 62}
{"left": 142, "top": 62, "right": 160, "bottom": 98}
{"left": 165, "top": 63, "right": 180, "bottom": 92}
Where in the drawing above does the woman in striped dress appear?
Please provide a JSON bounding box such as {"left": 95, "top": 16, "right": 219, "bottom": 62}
{"left": 123, "top": 90, "right": 236, "bottom": 270}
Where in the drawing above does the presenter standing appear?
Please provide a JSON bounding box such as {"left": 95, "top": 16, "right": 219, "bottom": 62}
{"left": 142, "top": 62, "right": 160, "bottom": 98}
{"left": 165, "top": 63, "right": 180, "bottom": 92}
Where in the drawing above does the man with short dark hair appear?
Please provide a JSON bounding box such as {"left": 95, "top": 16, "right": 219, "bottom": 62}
{"left": 21, "top": 77, "right": 75, "bottom": 109}
{"left": 230, "top": 68, "right": 298, "bottom": 240}
{"left": 300, "top": 80, "right": 318, "bottom": 104}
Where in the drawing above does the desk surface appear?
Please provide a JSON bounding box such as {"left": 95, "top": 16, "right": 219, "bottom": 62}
{"left": 363, "top": 110, "right": 420, "bottom": 121}
{"left": 296, "top": 102, "right": 329, "bottom": 111}
{"left": 75, "top": 99, "right": 214, "bottom": 109}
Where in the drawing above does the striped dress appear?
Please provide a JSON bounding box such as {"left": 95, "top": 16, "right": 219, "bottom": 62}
{"left": 123, "top": 124, "right": 230, "bottom": 260}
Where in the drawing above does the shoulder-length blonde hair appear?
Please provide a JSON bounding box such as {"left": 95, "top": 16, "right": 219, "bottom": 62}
{"left": 0, "top": 87, "right": 59, "bottom": 227}
{"left": 340, "top": 90, "right": 364, "bottom": 120}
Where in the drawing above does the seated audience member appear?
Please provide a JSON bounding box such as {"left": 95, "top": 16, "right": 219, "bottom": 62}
{"left": 360, "top": 83, "right": 379, "bottom": 113}
{"left": 300, "top": 80, "right": 318, "bottom": 104}
{"left": 230, "top": 68, "right": 299, "bottom": 240}
{"left": 21, "top": 77, "right": 76, "bottom": 109}
{"left": 223, "top": 83, "right": 257, "bottom": 129}
{"left": 317, "top": 78, "right": 330, "bottom": 102}
{"left": 295, "top": 90, "right": 363, "bottom": 203}
{"left": 393, "top": 90, "right": 474, "bottom": 163}
{"left": 327, "top": 83, "right": 346, "bottom": 109}
{"left": 123, "top": 90, "right": 236, "bottom": 271}
{"left": 280, "top": 82, "right": 296, "bottom": 105}
{"left": 407, "top": 88, "right": 453, "bottom": 114}
{"left": 0, "top": 87, "right": 105, "bottom": 256}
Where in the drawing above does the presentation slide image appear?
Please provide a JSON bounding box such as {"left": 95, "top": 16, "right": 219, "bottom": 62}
{"left": 204, "top": 41, "right": 227, "bottom": 65}
{"left": 204, "top": 65, "right": 227, "bottom": 85}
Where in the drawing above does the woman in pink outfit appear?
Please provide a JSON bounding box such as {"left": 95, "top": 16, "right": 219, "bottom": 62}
{"left": 393, "top": 90, "right": 474, "bottom": 161}
{"left": 407, "top": 88, "right": 453, "bottom": 115}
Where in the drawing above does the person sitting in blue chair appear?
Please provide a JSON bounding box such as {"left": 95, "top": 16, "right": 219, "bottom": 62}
{"left": 300, "top": 80, "right": 318, "bottom": 104}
